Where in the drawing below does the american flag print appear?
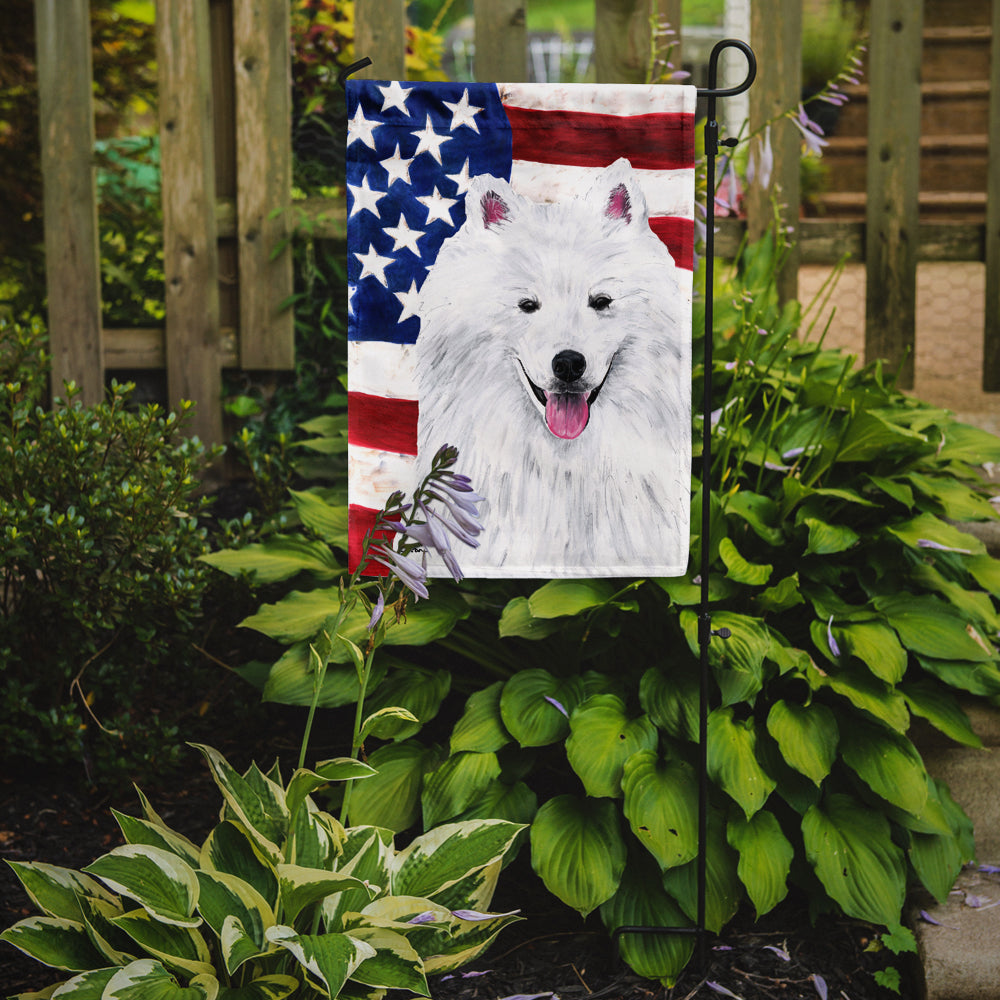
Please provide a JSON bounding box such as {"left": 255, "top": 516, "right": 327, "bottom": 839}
{"left": 347, "top": 80, "right": 696, "bottom": 578}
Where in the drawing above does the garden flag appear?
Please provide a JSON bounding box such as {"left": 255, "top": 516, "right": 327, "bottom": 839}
{"left": 347, "top": 80, "right": 696, "bottom": 578}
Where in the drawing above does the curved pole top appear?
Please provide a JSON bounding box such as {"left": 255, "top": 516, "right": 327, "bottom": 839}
{"left": 697, "top": 39, "right": 756, "bottom": 99}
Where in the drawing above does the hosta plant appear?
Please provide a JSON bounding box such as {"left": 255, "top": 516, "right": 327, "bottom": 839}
{"left": 1, "top": 743, "right": 523, "bottom": 999}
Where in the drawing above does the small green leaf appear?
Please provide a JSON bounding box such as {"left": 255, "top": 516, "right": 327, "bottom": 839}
{"left": 639, "top": 664, "right": 699, "bottom": 743}
{"left": 803, "top": 517, "right": 859, "bottom": 555}
{"left": 765, "top": 700, "right": 838, "bottom": 786}
{"left": 530, "top": 795, "right": 626, "bottom": 917}
{"left": 359, "top": 706, "right": 421, "bottom": 742}
{"left": 886, "top": 512, "right": 985, "bottom": 556}
{"left": 707, "top": 708, "right": 776, "bottom": 818}
{"left": 498, "top": 597, "right": 566, "bottom": 639}
{"left": 756, "top": 573, "right": 804, "bottom": 613}
{"left": 526, "top": 579, "right": 616, "bottom": 618}
{"left": 901, "top": 680, "right": 982, "bottom": 748}
{"left": 450, "top": 682, "right": 511, "bottom": 754}
{"left": 362, "top": 666, "right": 451, "bottom": 740}
{"left": 839, "top": 718, "right": 928, "bottom": 817}
{"left": 727, "top": 811, "right": 793, "bottom": 917}
{"left": 200, "top": 536, "right": 342, "bottom": 584}
{"left": 288, "top": 489, "right": 349, "bottom": 546}
{"left": 718, "top": 537, "right": 772, "bottom": 585}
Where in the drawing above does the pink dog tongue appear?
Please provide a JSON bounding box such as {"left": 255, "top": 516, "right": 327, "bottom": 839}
{"left": 545, "top": 392, "right": 589, "bottom": 439}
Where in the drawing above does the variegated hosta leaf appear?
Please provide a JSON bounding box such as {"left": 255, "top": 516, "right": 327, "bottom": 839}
{"left": 529, "top": 795, "right": 626, "bottom": 917}
{"left": 83, "top": 845, "right": 200, "bottom": 928}
{"left": 424, "top": 859, "right": 501, "bottom": 915}
{"left": 110, "top": 908, "right": 214, "bottom": 978}
{"left": 45, "top": 966, "right": 118, "bottom": 997}
{"left": 0, "top": 916, "right": 107, "bottom": 971}
{"left": 421, "top": 751, "right": 502, "bottom": 829}
{"left": 276, "top": 864, "right": 375, "bottom": 925}
{"left": 323, "top": 829, "right": 393, "bottom": 931}
{"left": 190, "top": 745, "right": 287, "bottom": 863}
{"left": 345, "top": 926, "right": 429, "bottom": 995}
{"left": 661, "top": 810, "right": 742, "bottom": 934}
{"left": 285, "top": 760, "right": 376, "bottom": 823}
{"left": 565, "top": 695, "right": 658, "bottom": 799}
{"left": 102, "top": 958, "right": 218, "bottom": 999}
{"left": 802, "top": 793, "right": 906, "bottom": 926}
{"left": 200, "top": 822, "right": 278, "bottom": 910}
{"left": 391, "top": 820, "right": 524, "bottom": 901}
{"left": 450, "top": 681, "right": 511, "bottom": 754}
{"left": 77, "top": 894, "right": 136, "bottom": 966}
{"left": 288, "top": 801, "right": 344, "bottom": 870}
{"left": 621, "top": 751, "right": 699, "bottom": 871}
{"left": 214, "top": 974, "right": 300, "bottom": 1000}
{"left": 707, "top": 707, "right": 776, "bottom": 818}
{"left": 727, "top": 810, "right": 793, "bottom": 917}
{"left": 765, "top": 700, "right": 838, "bottom": 786}
{"left": 4, "top": 861, "right": 118, "bottom": 922}
{"left": 265, "top": 926, "right": 376, "bottom": 998}
{"left": 195, "top": 871, "right": 274, "bottom": 974}
{"left": 112, "top": 810, "right": 202, "bottom": 868}
{"left": 420, "top": 906, "right": 523, "bottom": 975}
{"left": 599, "top": 854, "right": 694, "bottom": 987}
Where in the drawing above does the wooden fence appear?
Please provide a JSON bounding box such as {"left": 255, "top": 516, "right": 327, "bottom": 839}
{"left": 33, "top": 0, "right": 1000, "bottom": 446}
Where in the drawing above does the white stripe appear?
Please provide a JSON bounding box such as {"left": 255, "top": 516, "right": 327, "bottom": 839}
{"left": 349, "top": 444, "right": 420, "bottom": 510}
{"left": 348, "top": 341, "right": 418, "bottom": 399}
{"left": 509, "top": 160, "right": 694, "bottom": 218}
{"left": 499, "top": 82, "right": 697, "bottom": 117}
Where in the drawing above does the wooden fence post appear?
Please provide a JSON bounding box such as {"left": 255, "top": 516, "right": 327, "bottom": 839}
{"left": 983, "top": 0, "right": 1000, "bottom": 390}
{"left": 594, "top": 0, "right": 651, "bottom": 84}
{"left": 354, "top": 0, "right": 406, "bottom": 80}
{"left": 233, "top": 0, "right": 294, "bottom": 370}
{"left": 746, "top": 0, "right": 801, "bottom": 305}
{"left": 864, "top": 0, "right": 923, "bottom": 389}
{"left": 157, "top": 0, "right": 223, "bottom": 445}
{"left": 474, "top": 0, "right": 527, "bottom": 82}
{"left": 34, "top": 0, "right": 104, "bottom": 405}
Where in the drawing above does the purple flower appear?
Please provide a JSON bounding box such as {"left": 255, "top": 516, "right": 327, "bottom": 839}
{"left": 791, "top": 104, "right": 829, "bottom": 156}
{"left": 812, "top": 974, "right": 828, "bottom": 1000}
{"left": 827, "top": 615, "right": 841, "bottom": 658}
{"left": 368, "top": 544, "right": 430, "bottom": 600}
{"left": 706, "top": 983, "right": 742, "bottom": 999}
{"left": 407, "top": 911, "right": 438, "bottom": 925}
{"left": 544, "top": 695, "right": 569, "bottom": 718}
{"left": 451, "top": 908, "right": 520, "bottom": 921}
{"left": 747, "top": 125, "right": 773, "bottom": 190}
{"left": 763, "top": 944, "right": 790, "bottom": 961}
{"left": 917, "top": 538, "right": 972, "bottom": 554}
{"left": 367, "top": 590, "right": 385, "bottom": 631}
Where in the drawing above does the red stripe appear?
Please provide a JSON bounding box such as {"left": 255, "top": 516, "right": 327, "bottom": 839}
{"left": 348, "top": 392, "right": 418, "bottom": 455}
{"left": 349, "top": 504, "right": 397, "bottom": 575}
{"left": 506, "top": 106, "right": 694, "bottom": 171}
{"left": 650, "top": 216, "right": 694, "bottom": 271}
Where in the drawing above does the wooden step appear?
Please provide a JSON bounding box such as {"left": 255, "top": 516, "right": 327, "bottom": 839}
{"left": 831, "top": 80, "right": 991, "bottom": 137}
{"left": 812, "top": 190, "right": 987, "bottom": 222}
{"left": 922, "top": 25, "right": 993, "bottom": 83}
{"left": 822, "top": 134, "right": 989, "bottom": 193}
{"left": 922, "top": 0, "right": 992, "bottom": 28}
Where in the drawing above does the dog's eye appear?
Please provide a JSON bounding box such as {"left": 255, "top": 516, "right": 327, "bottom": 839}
{"left": 518, "top": 298, "right": 540, "bottom": 313}
{"left": 589, "top": 293, "right": 613, "bottom": 312}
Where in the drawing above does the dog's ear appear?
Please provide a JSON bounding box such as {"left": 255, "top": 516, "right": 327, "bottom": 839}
{"left": 589, "top": 158, "right": 649, "bottom": 228}
{"left": 464, "top": 174, "right": 518, "bottom": 231}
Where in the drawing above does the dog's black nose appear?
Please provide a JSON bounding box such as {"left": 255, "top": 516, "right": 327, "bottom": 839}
{"left": 552, "top": 350, "right": 586, "bottom": 383}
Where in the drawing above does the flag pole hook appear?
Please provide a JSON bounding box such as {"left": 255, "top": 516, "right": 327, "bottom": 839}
{"left": 612, "top": 37, "right": 755, "bottom": 976}
{"left": 338, "top": 57, "right": 373, "bottom": 90}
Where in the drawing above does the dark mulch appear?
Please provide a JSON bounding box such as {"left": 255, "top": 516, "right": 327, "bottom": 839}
{"left": 1, "top": 750, "right": 915, "bottom": 1000}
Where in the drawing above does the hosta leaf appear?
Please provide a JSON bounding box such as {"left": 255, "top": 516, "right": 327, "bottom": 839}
{"left": 393, "top": 820, "right": 524, "bottom": 900}
{"left": 906, "top": 472, "right": 998, "bottom": 521}
{"left": 200, "top": 535, "right": 341, "bottom": 584}
{"left": 215, "top": 975, "right": 299, "bottom": 999}
{"left": 599, "top": 853, "right": 694, "bottom": 987}
{"left": 276, "top": 865, "right": 374, "bottom": 925}
{"left": 755, "top": 573, "right": 804, "bottom": 614}
{"left": 835, "top": 410, "right": 927, "bottom": 463}
{"left": 724, "top": 490, "right": 784, "bottom": 545}
{"left": 727, "top": 811, "right": 793, "bottom": 917}
{"left": 346, "top": 926, "right": 428, "bottom": 994}
{"left": 450, "top": 682, "right": 511, "bottom": 754}
{"left": 452, "top": 779, "right": 538, "bottom": 827}
{"left": 834, "top": 621, "right": 907, "bottom": 684}
{"left": 935, "top": 421, "right": 1000, "bottom": 464}
{"left": 265, "top": 926, "right": 375, "bottom": 997}
{"left": 499, "top": 670, "right": 584, "bottom": 747}
{"left": 654, "top": 573, "right": 737, "bottom": 606}
{"left": 807, "top": 660, "right": 909, "bottom": 732}
{"left": 621, "top": 751, "right": 699, "bottom": 870}
{"left": 885, "top": 512, "right": 985, "bottom": 556}
{"left": 497, "top": 596, "right": 565, "bottom": 639}
{"left": 707, "top": 708, "right": 776, "bottom": 818}
{"left": 111, "top": 909, "right": 214, "bottom": 978}
{"left": 765, "top": 700, "right": 837, "bottom": 786}
{"left": 530, "top": 795, "right": 626, "bottom": 917}
{"left": 195, "top": 871, "right": 273, "bottom": 973}
{"left": 76, "top": 894, "right": 136, "bottom": 966}
{"left": 526, "top": 579, "right": 616, "bottom": 618}
{"left": 46, "top": 966, "right": 118, "bottom": 998}
{"left": 901, "top": 680, "right": 982, "bottom": 748}
{"left": 421, "top": 751, "right": 502, "bottom": 828}
{"left": 916, "top": 655, "right": 1000, "bottom": 697}
{"left": 802, "top": 793, "right": 906, "bottom": 926}
{"left": 660, "top": 810, "right": 741, "bottom": 933}
{"left": 909, "top": 829, "right": 965, "bottom": 905}
{"left": 285, "top": 759, "right": 376, "bottom": 822}
{"left": 260, "top": 643, "right": 388, "bottom": 709}
{"left": 347, "top": 740, "right": 442, "bottom": 832}
{"left": 910, "top": 562, "right": 1000, "bottom": 632}
{"left": 5, "top": 862, "right": 117, "bottom": 923}
{"left": 288, "top": 489, "right": 349, "bottom": 546}
{"left": 639, "top": 664, "right": 699, "bottom": 743}
{"left": 322, "top": 829, "right": 393, "bottom": 930}
{"left": 0, "top": 916, "right": 107, "bottom": 971}
{"left": 423, "top": 907, "right": 522, "bottom": 974}
{"left": 874, "top": 594, "right": 995, "bottom": 662}
{"left": 112, "top": 812, "right": 201, "bottom": 868}
{"left": 718, "top": 537, "right": 772, "bottom": 585}
{"left": 680, "top": 610, "right": 770, "bottom": 706}
{"left": 83, "top": 846, "right": 200, "bottom": 928}
{"left": 802, "top": 517, "right": 859, "bottom": 556}
{"left": 199, "top": 822, "right": 278, "bottom": 910}
{"left": 360, "top": 706, "right": 421, "bottom": 742}
{"left": 362, "top": 667, "right": 451, "bottom": 740}
{"left": 103, "top": 959, "right": 217, "bottom": 1000}
{"left": 966, "top": 553, "right": 1000, "bottom": 597}
{"left": 839, "top": 719, "right": 928, "bottom": 816}
{"left": 566, "top": 695, "right": 658, "bottom": 798}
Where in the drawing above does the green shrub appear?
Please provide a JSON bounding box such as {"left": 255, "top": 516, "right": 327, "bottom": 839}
{"left": 1, "top": 743, "right": 524, "bottom": 998}
{"left": 211, "top": 232, "right": 1000, "bottom": 984}
{"left": 0, "top": 317, "right": 220, "bottom": 783}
